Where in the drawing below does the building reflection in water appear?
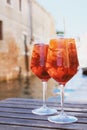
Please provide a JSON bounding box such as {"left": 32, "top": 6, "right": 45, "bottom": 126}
{"left": 0, "top": 75, "right": 55, "bottom": 101}
{"left": 0, "top": 69, "right": 87, "bottom": 103}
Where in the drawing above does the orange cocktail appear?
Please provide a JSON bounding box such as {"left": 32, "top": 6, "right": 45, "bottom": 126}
{"left": 46, "top": 38, "right": 79, "bottom": 85}
{"left": 46, "top": 38, "right": 79, "bottom": 124}
{"left": 31, "top": 43, "right": 50, "bottom": 81}
{"left": 30, "top": 42, "right": 57, "bottom": 115}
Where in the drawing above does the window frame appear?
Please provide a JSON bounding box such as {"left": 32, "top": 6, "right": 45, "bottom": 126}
{"left": 19, "top": 0, "right": 22, "bottom": 11}
{"left": 0, "top": 21, "right": 3, "bottom": 40}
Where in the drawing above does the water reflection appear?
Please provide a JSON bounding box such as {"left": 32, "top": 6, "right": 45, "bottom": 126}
{"left": 0, "top": 69, "right": 87, "bottom": 103}
{"left": 0, "top": 75, "right": 55, "bottom": 100}
{"left": 0, "top": 77, "right": 30, "bottom": 100}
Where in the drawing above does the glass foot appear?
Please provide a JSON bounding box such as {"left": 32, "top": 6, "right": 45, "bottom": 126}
{"left": 32, "top": 106, "right": 57, "bottom": 115}
{"left": 48, "top": 114, "right": 78, "bottom": 124}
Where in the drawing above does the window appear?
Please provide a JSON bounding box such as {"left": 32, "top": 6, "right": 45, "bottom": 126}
{"left": 19, "top": 0, "right": 22, "bottom": 11}
{"left": 7, "top": 0, "right": 11, "bottom": 4}
{"left": 24, "top": 35, "right": 27, "bottom": 45}
{"left": 0, "top": 21, "right": 3, "bottom": 40}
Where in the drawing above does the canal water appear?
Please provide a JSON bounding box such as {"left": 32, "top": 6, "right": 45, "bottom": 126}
{"left": 0, "top": 69, "right": 87, "bottom": 103}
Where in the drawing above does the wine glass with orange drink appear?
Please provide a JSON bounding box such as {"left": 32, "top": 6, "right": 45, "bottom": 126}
{"left": 46, "top": 37, "right": 79, "bottom": 123}
{"left": 30, "top": 41, "right": 57, "bottom": 115}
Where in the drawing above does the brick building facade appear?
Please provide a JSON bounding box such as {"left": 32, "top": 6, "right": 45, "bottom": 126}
{"left": 0, "top": 0, "right": 56, "bottom": 81}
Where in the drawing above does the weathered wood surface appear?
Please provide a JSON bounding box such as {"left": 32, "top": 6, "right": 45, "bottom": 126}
{"left": 0, "top": 98, "right": 87, "bottom": 130}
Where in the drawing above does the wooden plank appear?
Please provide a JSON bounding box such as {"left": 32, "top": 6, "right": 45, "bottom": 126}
{"left": 3, "top": 98, "right": 87, "bottom": 107}
{"left": 0, "top": 124, "right": 58, "bottom": 130}
{"left": 0, "top": 117, "right": 86, "bottom": 130}
{"left": 0, "top": 102, "right": 87, "bottom": 115}
{"left": 0, "top": 98, "right": 87, "bottom": 109}
{"left": 0, "top": 105, "right": 87, "bottom": 119}
{"left": 0, "top": 111, "right": 87, "bottom": 124}
{"left": 0, "top": 98, "right": 87, "bottom": 130}
{"left": 1, "top": 98, "right": 87, "bottom": 109}
{"left": 0, "top": 107, "right": 32, "bottom": 114}
{"left": 0, "top": 111, "right": 87, "bottom": 120}
{"left": 4, "top": 98, "right": 86, "bottom": 105}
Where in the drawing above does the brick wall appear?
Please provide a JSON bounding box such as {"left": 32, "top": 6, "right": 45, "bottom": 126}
{"left": 0, "top": 0, "right": 56, "bottom": 81}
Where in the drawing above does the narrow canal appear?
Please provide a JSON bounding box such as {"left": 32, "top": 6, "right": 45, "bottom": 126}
{"left": 0, "top": 69, "right": 87, "bottom": 103}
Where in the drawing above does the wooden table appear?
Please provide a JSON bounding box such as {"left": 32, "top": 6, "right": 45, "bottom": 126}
{"left": 0, "top": 98, "right": 87, "bottom": 130}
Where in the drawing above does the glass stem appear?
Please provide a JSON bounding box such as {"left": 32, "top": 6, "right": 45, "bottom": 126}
{"left": 60, "top": 84, "right": 64, "bottom": 115}
{"left": 42, "top": 81, "right": 47, "bottom": 108}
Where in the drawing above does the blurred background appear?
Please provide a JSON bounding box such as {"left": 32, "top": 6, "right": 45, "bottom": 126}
{"left": 0, "top": 0, "right": 87, "bottom": 103}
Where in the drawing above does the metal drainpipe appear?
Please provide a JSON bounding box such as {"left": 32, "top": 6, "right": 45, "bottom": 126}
{"left": 28, "top": 0, "right": 33, "bottom": 45}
